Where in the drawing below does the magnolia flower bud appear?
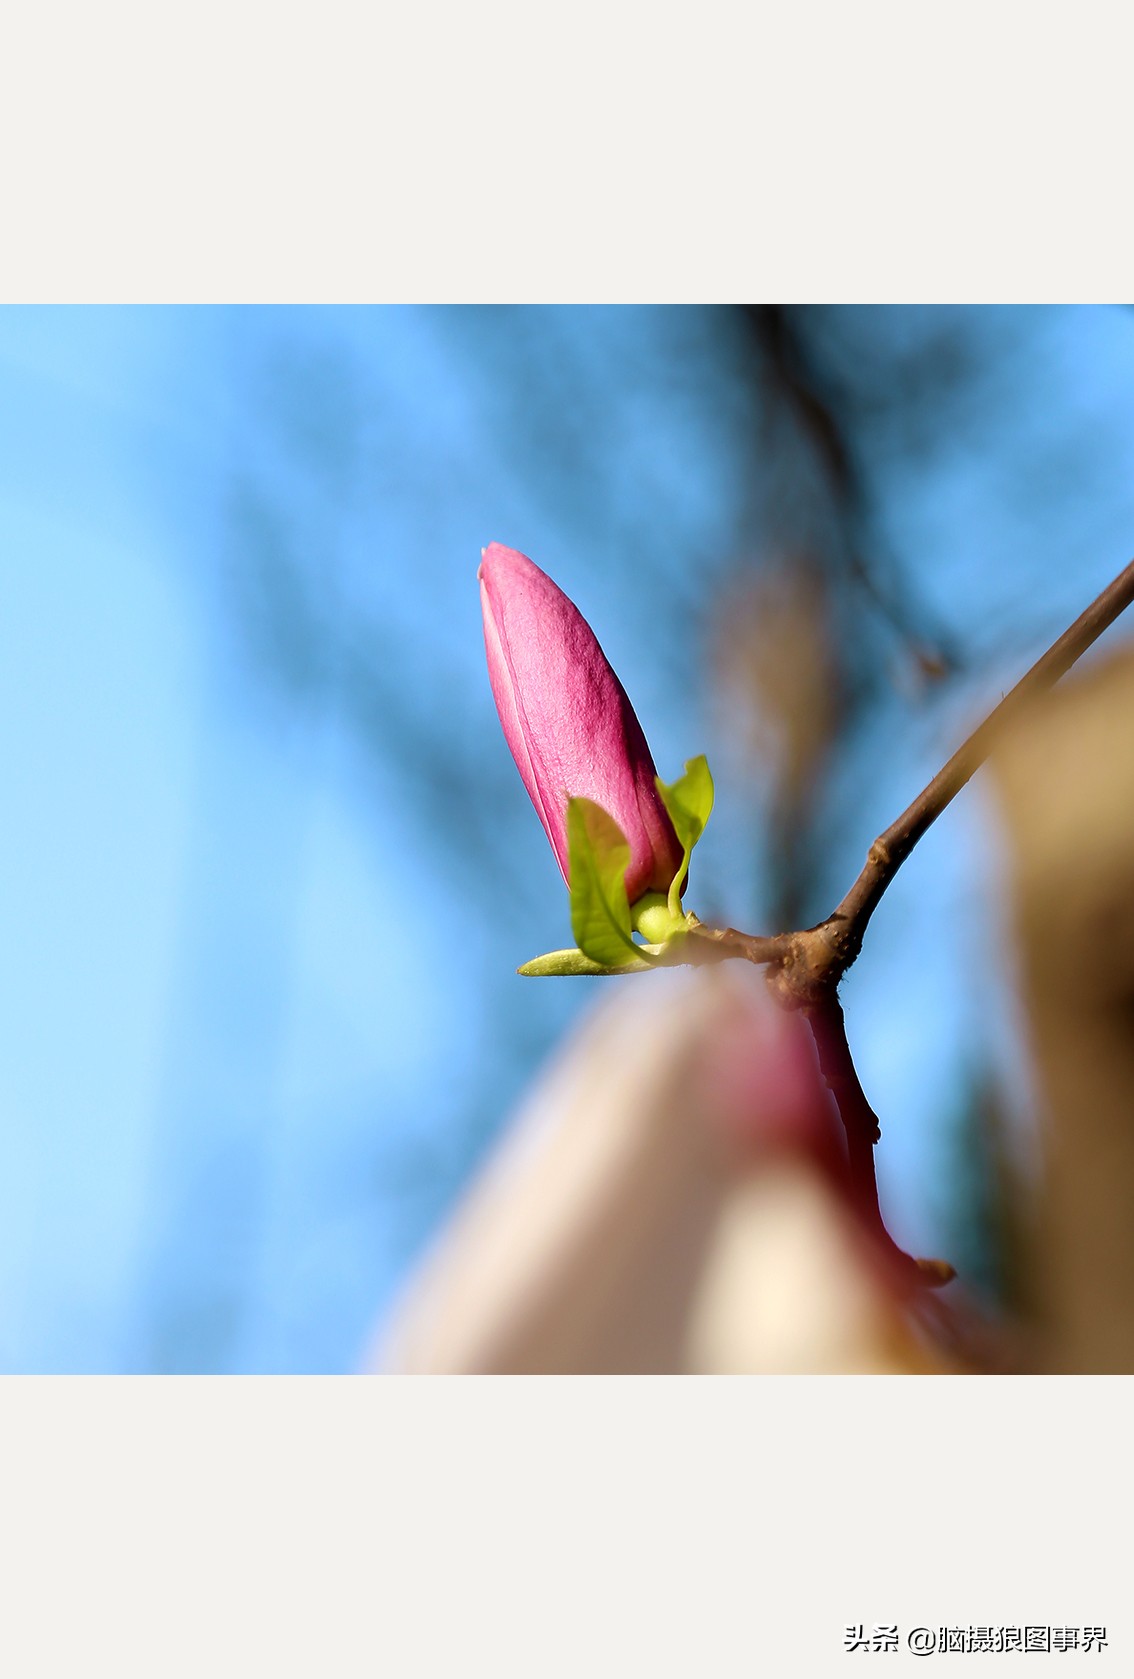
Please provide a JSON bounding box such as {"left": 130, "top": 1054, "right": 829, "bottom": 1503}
{"left": 478, "top": 542, "right": 684, "bottom": 904}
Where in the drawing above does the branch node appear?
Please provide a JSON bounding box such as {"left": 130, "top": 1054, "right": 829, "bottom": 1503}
{"left": 867, "top": 837, "right": 892, "bottom": 870}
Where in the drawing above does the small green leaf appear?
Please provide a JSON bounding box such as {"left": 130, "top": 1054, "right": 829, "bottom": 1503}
{"left": 655, "top": 755, "right": 714, "bottom": 914}
{"left": 655, "top": 754, "right": 715, "bottom": 852}
{"left": 517, "top": 946, "right": 654, "bottom": 977}
{"left": 567, "top": 797, "right": 659, "bottom": 969}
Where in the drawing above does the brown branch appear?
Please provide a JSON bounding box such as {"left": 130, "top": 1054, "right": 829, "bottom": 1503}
{"left": 804, "top": 993, "right": 881, "bottom": 1205}
{"left": 683, "top": 918, "right": 789, "bottom": 968}
{"left": 804, "top": 992, "right": 955, "bottom": 1287}
{"left": 691, "top": 558, "right": 1134, "bottom": 993}
{"left": 829, "top": 555, "right": 1134, "bottom": 968}
{"left": 684, "top": 557, "right": 1134, "bottom": 1290}
{"left": 692, "top": 558, "right": 1134, "bottom": 987}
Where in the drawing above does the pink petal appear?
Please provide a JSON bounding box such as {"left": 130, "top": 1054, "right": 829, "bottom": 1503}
{"left": 479, "top": 542, "right": 683, "bottom": 902}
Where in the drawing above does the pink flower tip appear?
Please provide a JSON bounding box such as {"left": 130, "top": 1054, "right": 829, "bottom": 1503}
{"left": 478, "top": 542, "right": 684, "bottom": 903}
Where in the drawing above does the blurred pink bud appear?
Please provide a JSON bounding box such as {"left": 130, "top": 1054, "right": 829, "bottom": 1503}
{"left": 478, "top": 542, "right": 684, "bottom": 903}
{"left": 700, "top": 999, "right": 845, "bottom": 1175}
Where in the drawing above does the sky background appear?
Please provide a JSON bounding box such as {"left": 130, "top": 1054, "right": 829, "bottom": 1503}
{"left": 2, "top": 304, "right": 1133, "bottom": 1372}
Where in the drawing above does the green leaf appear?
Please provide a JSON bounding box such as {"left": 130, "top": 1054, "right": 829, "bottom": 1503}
{"left": 655, "top": 755, "right": 714, "bottom": 914}
{"left": 517, "top": 946, "right": 654, "bottom": 977}
{"left": 655, "top": 754, "right": 715, "bottom": 852}
{"left": 567, "top": 797, "right": 658, "bottom": 968}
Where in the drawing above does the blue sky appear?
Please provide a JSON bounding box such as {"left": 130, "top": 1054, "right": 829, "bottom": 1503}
{"left": 2, "top": 306, "right": 1132, "bottom": 1370}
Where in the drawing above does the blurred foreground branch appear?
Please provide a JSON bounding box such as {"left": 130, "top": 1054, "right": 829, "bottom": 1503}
{"left": 993, "top": 646, "right": 1134, "bottom": 1371}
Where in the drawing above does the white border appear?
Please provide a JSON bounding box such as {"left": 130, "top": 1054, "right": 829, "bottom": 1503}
{"left": 0, "top": 1377, "right": 1125, "bottom": 1673}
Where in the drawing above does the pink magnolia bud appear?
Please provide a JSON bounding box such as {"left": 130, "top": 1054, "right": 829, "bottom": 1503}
{"left": 478, "top": 542, "right": 684, "bottom": 903}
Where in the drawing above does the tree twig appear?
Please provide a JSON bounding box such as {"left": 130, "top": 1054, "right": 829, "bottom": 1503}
{"left": 803, "top": 991, "right": 955, "bottom": 1286}
{"left": 829, "top": 555, "right": 1134, "bottom": 966}
{"left": 695, "top": 560, "right": 1134, "bottom": 986}
{"left": 683, "top": 918, "right": 789, "bottom": 968}
{"left": 687, "top": 556, "right": 1134, "bottom": 1287}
